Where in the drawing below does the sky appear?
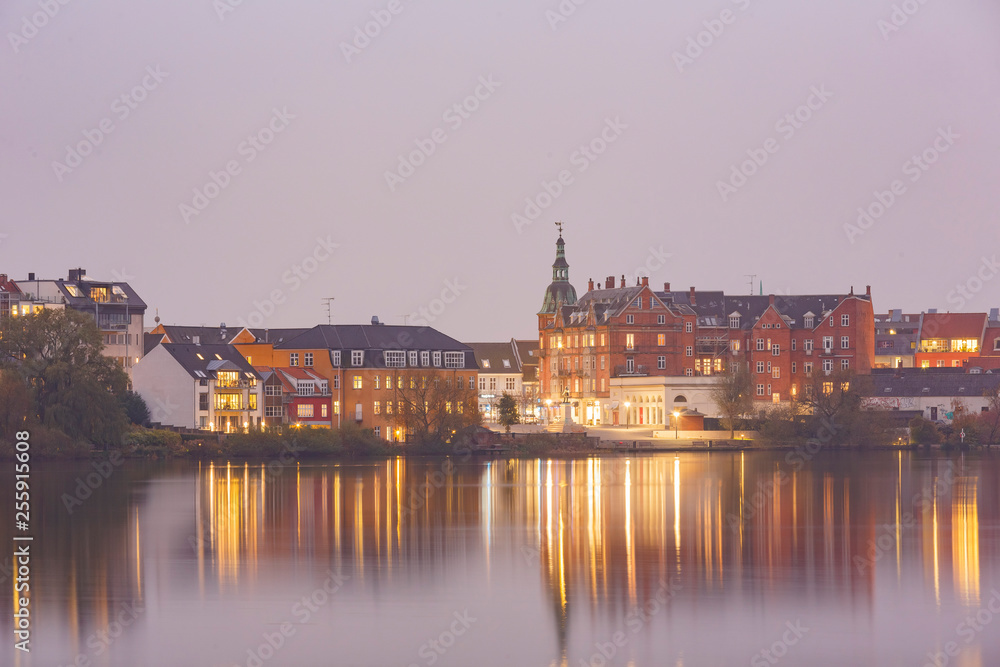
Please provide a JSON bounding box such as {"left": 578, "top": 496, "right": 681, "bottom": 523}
{"left": 2, "top": 0, "right": 999, "bottom": 341}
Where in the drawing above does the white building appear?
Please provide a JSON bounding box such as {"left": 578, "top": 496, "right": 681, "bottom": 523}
{"left": 132, "top": 343, "right": 263, "bottom": 431}
{"left": 609, "top": 376, "right": 720, "bottom": 427}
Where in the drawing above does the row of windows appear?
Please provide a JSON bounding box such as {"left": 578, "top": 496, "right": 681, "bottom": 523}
{"left": 354, "top": 375, "right": 476, "bottom": 390}
{"left": 755, "top": 336, "right": 851, "bottom": 352}
{"left": 373, "top": 401, "right": 466, "bottom": 415}
{"left": 289, "top": 350, "right": 464, "bottom": 369}
{"left": 479, "top": 377, "right": 517, "bottom": 391}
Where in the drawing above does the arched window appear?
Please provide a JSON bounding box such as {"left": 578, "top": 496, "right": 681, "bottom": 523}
{"left": 673, "top": 395, "right": 687, "bottom": 403}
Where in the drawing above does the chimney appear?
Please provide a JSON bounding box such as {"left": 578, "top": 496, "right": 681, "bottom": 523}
{"left": 620, "top": 275, "right": 625, "bottom": 288}
{"left": 588, "top": 278, "right": 594, "bottom": 291}
{"left": 0, "top": 274, "right": 5, "bottom": 283}
{"left": 641, "top": 276, "right": 649, "bottom": 287}
{"left": 27, "top": 272, "right": 35, "bottom": 281}
{"left": 866, "top": 285, "right": 871, "bottom": 296}
{"left": 68, "top": 268, "right": 86, "bottom": 282}
{"left": 606, "top": 276, "right": 614, "bottom": 289}
{"left": 849, "top": 286, "right": 854, "bottom": 296}
{"left": 769, "top": 294, "right": 775, "bottom": 306}
{"left": 664, "top": 282, "right": 670, "bottom": 292}
{"left": 689, "top": 286, "right": 696, "bottom": 306}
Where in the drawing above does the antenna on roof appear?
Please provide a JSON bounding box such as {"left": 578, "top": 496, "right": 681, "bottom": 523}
{"left": 322, "top": 297, "right": 335, "bottom": 325}
{"left": 745, "top": 275, "right": 756, "bottom": 296}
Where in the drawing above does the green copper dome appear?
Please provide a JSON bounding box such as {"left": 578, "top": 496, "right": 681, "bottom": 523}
{"left": 538, "top": 235, "right": 578, "bottom": 314}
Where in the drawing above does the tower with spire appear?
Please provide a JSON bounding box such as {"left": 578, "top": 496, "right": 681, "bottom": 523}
{"left": 537, "top": 223, "right": 578, "bottom": 328}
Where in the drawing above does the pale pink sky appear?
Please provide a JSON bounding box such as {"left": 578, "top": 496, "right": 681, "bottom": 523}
{"left": 2, "top": 0, "right": 998, "bottom": 339}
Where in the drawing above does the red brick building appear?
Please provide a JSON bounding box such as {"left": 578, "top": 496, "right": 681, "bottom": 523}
{"left": 536, "top": 234, "right": 875, "bottom": 424}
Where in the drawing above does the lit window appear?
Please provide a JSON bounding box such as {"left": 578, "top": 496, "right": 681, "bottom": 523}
{"left": 657, "top": 334, "right": 665, "bottom": 346}
{"left": 353, "top": 376, "right": 362, "bottom": 389}
{"left": 822, "top": 382, "right": 834, "bottom": 395}
{"left": 626, "top": 334, "right": 635, "bottom": 350}
{"left": 333, "top": 401, "right": 340, "bottom": 415}
{"left": 772, "top": 368, "right": 780, "bottom": 379}
{"left": 297, "top": 404, "right": 314, "bottom": 418}
{"left": 730, "top": 340, "right": 740, "bottom": 353}
{"left": 321, "top": 404, "right": 328, "bottom": 418}
{"left": 374, "top": 375, "right": 380, "bottom": 389}
{"left": 289, "top": 353, "right": 299, "bottom": 367}
{"left": 374, "top": 401, "right": 381, "bottom": 415}
{"left": 482, "top": 359, "right": 490, "bottom": 369}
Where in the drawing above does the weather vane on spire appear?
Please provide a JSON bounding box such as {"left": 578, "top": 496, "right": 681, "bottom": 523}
{"left": 555, "top": 221, "right": 564, "bottom": 236}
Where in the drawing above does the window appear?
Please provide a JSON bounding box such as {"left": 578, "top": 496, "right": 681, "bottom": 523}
{"left": 289, "top": 353, "right": 299, "bottom": 367}
{"left": 626, "top": 315, "right": 634, "bottom": 324}
{"left": 804, "top": 362, "right": 813, "bottom": 377}
{"left": 420, "top": 351, "right": 430, "bottom": 366}
{"left": 600, "top": 356, "right": 606, "bottom": 370}
{"left": 298, "top": 382, "right": 314, "bottom": 396}
{"left": 791, "top": 339, "right": 796, "bottom": 351}
{"left": 199, "top": 393, "right": 209, "bottom": 410}
{"left": 791, "top": 362, "right": 797, "bottom": 374}
{"left": 333, "top": 375, "right": 340, "bottom": 390}
{"left": 332, "top": 351, "right": 341, "bottom": 366}
{"left": 730, "top": 340, "right": 740, "bottom": 353}
{"left": 685, "top": 346, "right": 693, "bottom": 357}
{"left": 600, "top": 334, "right": 606, "bottom": 346}
{"left": 626, "top": 357, "right": 634, "bottom": 373}
{"left": 374, "top": 426, "right": 381, "bottom": 438}
{"left": 756, "top": 339, "right": 765, "bottom": 351}
{"left": 685, "top": 322, "right": 693, "bottom": 333}
{"left": 772, "top": 368, "right": 780, "bottom": 379}
{"left": 685, "top": 368, "right": 693, "bottom": 377}
{"left": 657, "top": 333, "right": 666, "bottom": 346}
{"left": 626, "top": 334, "right": 635, "bottom": 350}
{"left": 333, "top": 401, "right": 340, "bottom": 415}
{"left": 409, "top": 351, "right": 418, "bottom": 366}
{"left": 657, "top": 356, "right": 666, "bottom": 370}
{"left": 822, "top": 336, "right": 833, "bottom": 352}
{"left": 215, "top": 393, "right": 242, "bottom": 410}
{"left": 444, "top": 352, "right": 464, "bottom": 368}
{"left": 804, "top": 339, "right": 814, "bottom": 353}
{"left": 841, "top": 359, "right": 850, "bottom": 370}
{"left": 264, "top": 407, "right": 282, "bottom": 418}
{"left": 804, "top": 315, "right": 814, "bottom": 328}
{"left": 505, "top": 377, "right": 515, "bottom": 391}
{"left": 374, "top": 401, "right": 381, "bottom": 415}
{"left": 386, "top": 401, "right": 393, "bottom": 415}
{"left": 304, "top": 352, "right": 314, "bottom": 367}
{"left": 841, "top": 336, "right": 849, "bottom": 349}
{"left": 841, "top": 314, "right": 850, "bottom": 327}
{"left": 767, "top": 361, "right": 771, "bottom": 372}
{"left": 265, "top": 385, "right": 280, "bottom": 396}
{"left": 657, "top": 315, "right": 665, "bottom": 325}
{"left": 772, "top": 344, "right": 780, "bottom": 356}
{"left": 385, "top": 351, "right": 405, "bottom": 367}
{"left": 321, "top": 404, "right": 328, "bottom": 418}
{"left": 469, "top": 377, "right": 475, "bottom": 390}
{"left": 757, "top": 384, "right": 765, "bottom": 396}
{"left": 352, "top": 350, "right": 364, "bottom": 366}
{"left": 767, "top": 384, "right": 772, "bottom": 396}
{"left": 601, "top": 378, "right": 606, "bottom": 391}
{"left": 829, "top": 316, "right": 834, "bottom": 327}
{"left": 479, "top": 377, "right": 486, "bottom": 390}
{"left": 757, "top": 361, "right": 765, "bottom": 373}
{"left": 373, "top": 375, "right": 380, "bottom": 390}
{"left": 353, "top": 376, "right": 362, "bottom": 389}
{"left": 433, "top": 351, "right": 442, "bottom": 367}
{"left": 489, "top": 377, "right": 497, "bottom": 391}
{"left": 635, "top": 297, "right": 642, "bottom": 310}
{"left": 822, "top": 359, "right": 833, "bottom": 373}
{"left": 822, "top": 382, "right": 834, "bottom": 395}
{"left": 730, "top": 315, "right": 740, "bottom": 329}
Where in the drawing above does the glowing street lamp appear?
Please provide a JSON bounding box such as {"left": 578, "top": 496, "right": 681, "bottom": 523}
{"left": 673, "top": 410, "right": 680, "bottom": 439}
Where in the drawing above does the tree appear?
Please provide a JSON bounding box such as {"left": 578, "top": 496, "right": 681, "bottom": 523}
{"left": 794, "top": 369, "right": 890, "bottom": 447}
{"left": 909, "top": 416, "right": 941, "bottom": 445}
{"left": 383, "top": 370, "right": 482, "bottom": 447}
{"left": 711, "top": 362, "right": 754, "bottom": 438}
{"left": 0, "top": 369, "right": 32, "bottom": 439}
{"left": 121, "top": 390, "right": 151, "bottom": 427}
{"left": 0, "top": 308, "right": 129, "bottom": 447}
{"left": 978, "top": 389, "right": 1000, "bottom": 446}
{"left": 498, "top": 392, "right": 520, "bottom": 433}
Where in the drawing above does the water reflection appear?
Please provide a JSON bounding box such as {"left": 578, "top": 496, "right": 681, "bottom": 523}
{"left": 3, "top": 452, "right": 1000, "bottom": 666}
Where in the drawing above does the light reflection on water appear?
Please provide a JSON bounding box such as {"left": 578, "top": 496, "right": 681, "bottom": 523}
{"left": 2, "top": 451, "right": 999, "bottom": 667}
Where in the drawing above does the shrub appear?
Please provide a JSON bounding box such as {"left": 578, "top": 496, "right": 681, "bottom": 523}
{"left": 909, "top": 416, "right": 941, "bottom": 445}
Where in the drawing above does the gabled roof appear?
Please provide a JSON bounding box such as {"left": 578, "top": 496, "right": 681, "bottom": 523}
{"left": 246, "top": 328, "right": 312, "bottom": 344}
{"left": 918, "top": 313, "right": 988, "bottom": 341}
{"left": 143, "top": 332, "right": 165, "bottom": 356}
{"left": 271, "top": 325, "right": 476, "bottom": 369}
{"left": 157, "top": 325, "right": 250, "bottom": 345}
{"left": 655, "top": 291, "right": 870, "bottom": 330}
{"left": 467, "top": 341, "right": 520, "bottom": 373}
{"left": 159, "top": 343, "right": 260, "bottom": 380}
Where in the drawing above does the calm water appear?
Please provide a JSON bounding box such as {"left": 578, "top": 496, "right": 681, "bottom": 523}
{"left": 3, "top": 451, "right": 1000, "bottom": 667}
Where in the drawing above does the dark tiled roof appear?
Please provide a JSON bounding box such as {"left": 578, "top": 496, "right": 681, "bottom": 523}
{"left": 655, "top": 291, "right": 870, "bottom": 330}
{"left": 276, "top": 325, "right": 477, "bottom": 370}
{"left": 160, "top": 344, "right": 261, "bottom": 380}
{"left": 143, "top": 332, "right": 165, "bottom": 356}
{"left": 160, "top": 325, "right": 245, "bottom": 345}
{"left": 467, "top": 342, "right": 519, "bottom": 373}
{"left": 247, "top": 328, "right": 311, "bottom": 344}
{"left": 867, "top": 369, "right": 1000, "bottom": 397}
{"left": 919, "top": 313, "right": 988, "bottom": 340}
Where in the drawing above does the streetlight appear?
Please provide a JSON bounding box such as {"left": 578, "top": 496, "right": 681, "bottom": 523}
{"left": 673, "top": 410, "right": 680, "bottom": 439}
{"left": 624, "top": 401, "right": 631, "bottom": 430}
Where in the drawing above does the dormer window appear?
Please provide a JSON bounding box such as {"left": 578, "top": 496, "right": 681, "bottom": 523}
{"left": 803, "top": 313, "right": 815, "bottom": 328}
{"left": 729, "top": 314, "right": 740, "bottom": 329}
{"left": 352, "top": 350, "right": 364, "bottom": 366}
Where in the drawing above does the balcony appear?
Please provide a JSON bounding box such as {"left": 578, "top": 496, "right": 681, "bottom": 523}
{"left": 614, "top": 364, "right": 649, "bottom": 377}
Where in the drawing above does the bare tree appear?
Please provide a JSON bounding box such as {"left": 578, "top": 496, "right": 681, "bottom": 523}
{"left": 383, "top": 370, "right": 481, "bottom": 446}
{"left": 710, "top": 362, "right": 754, "bottom": 438}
